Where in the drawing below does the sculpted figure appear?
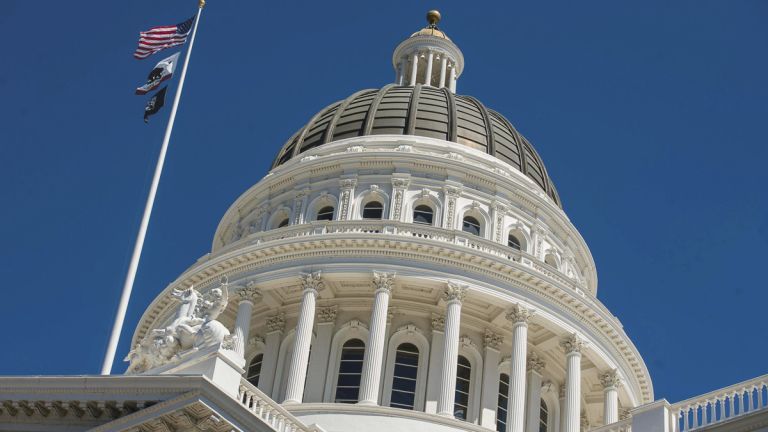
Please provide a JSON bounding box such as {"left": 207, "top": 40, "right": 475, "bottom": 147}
{"left": 125, "top": 277, "right": 233, "bottom": 373}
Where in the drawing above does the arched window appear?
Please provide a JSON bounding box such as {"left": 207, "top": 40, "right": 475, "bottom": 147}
{"left": 544, "top": 254, "right": 558, "bottom": 268}
{"left": 540, "top": 400, "right": 549, "bottom": 432}
{"left": 413, "top": 205, "right": 434, "bottom": 225}
{"left": 496, "top": 373, "right": 510, "bottom": 432}
{"left": 334, "top": 338, "right": 365, "bottom": 403}
{"left": 462, "top": 216, "right": 481, "bottom": 236}
{"left": 363, "top": 201, "right": 384, "bottom": 219}
{"left": 454, "top": 355, "right": 472, "bottom": 420}
{"left": 508, "top": 234, "right": 521, "bottom": 250}
{"left": 277, "top": 218, "right": 290, "bottom": 228}
{"left": 317, "top": 206, "right": 335, "bottom": 221}
{"left": 246, "top": 353, "right": 263, "bottom": 387}
{"left": 389, "top": 343, "right": 419, "bottom": 410}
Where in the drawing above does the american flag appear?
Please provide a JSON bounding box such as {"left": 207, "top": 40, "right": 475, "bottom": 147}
{"left": 133, "top": 15, "right": 195, "bottom": 60}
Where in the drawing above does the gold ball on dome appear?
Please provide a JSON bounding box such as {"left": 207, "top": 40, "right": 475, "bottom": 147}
{"left": 427, "top": 10, "right": 441, "bottom": 25}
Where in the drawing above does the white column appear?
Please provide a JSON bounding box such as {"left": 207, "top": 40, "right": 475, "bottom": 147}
{"left": 525, "top": 352, "right": 546, "bottom": 432}
{"left": 425, "top": 52, "right": 434, "bottom": 86}
{"left": 506, "top": 304, "right": 531, "bottom": 432}
{"left": 600, "top": 369, "right": 621, "bottom": 425}
{"left": 389, "top": 177, "right": 410, "bottom": 222}
{"left": 437, "top": 282, "right": 467, "bottom": 417}
{"left": 449, "top": 65, "right": 457, "bottom": 93}
{"left": 304, "top": 305, "right": 337, "bottom": 402}
{"left": 480, "top": 330, "right": 503, "bottom": 428}
{"left": 233, "top": 283, "right": 262, "bottom": 358}
{"left": 260, "top": 313, "right": 285, "bottom": 396}
{"left": 409, "top": 52, "right": 419, "bottom": 86}
{"left": 425, "top": 314, "right": 446, "bottom": 414}
{"left": 560, "top": 334, "right": 584, "bottom": 432}
{"left": 439, "top": 56, "right": 448, "bottom": 88}
{"left": 359, "top": 272, "right": 396, "bottom": 405}
{"left": 283, "top": 272, "right": 323, "bottom": 404}
{"left": 396, "top": 61, "right": 406, "bottom": 85}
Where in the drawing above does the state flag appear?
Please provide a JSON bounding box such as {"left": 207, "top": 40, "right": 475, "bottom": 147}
{"left": 136, "top": 53, "right": 180, "bottom": 95}
{"left": 144, "top": 87, "right": 168, "bottom": 123}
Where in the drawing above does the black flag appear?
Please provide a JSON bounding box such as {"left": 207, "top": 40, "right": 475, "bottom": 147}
{"left": 144, "top": 86, "right": 167, "bottom": 123}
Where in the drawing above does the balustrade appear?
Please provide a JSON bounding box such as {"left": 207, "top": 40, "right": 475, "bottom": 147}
{"left": 672, "top": 375, "right": 768, "bottom": 431}
{"left": 237, "top": 379, "right": 310, "bottom": 432}
{"left": 223, "top": 220, "right": 587, "bottom": 294}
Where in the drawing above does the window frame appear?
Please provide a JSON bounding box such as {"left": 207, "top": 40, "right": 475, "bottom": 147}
{"left": 381, "top": 324, "right": 430, "bottom": 410}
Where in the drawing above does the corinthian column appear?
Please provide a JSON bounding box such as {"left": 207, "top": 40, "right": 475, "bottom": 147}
{"left": 525, "top": 352, "right": 546, "bottom": 432}
{"left": 233, "top": 282, "right": 263, "bottom": 358}
{"left": 283, "top": 272, "right": 323, "bottom": 404}
{"left": 437, "top": 282, "right": 467, "bottom": 417}
{"left": 600, "top": 369, "right": 621, "bottom": 425}
{"left": 560, "top": 333, "right": 584, "bottom": 432}
{"left": 506, "top": 304, "right": 531, "bottom": 432}
{"left": 358, "top": 271, "right": 396, "bottom": 405}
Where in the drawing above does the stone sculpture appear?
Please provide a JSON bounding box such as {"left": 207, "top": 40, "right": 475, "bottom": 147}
{"left": 126, "top": 277, "right": 231, "bottom": 373}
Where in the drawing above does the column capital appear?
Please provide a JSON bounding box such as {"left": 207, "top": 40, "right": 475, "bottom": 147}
{"left": 600, "top": 369, "right": 622, "bottom": 390}
{"left": 443, "top": 185, "right": 462, "bottom": 197}
{"left": 443, "top": 281, "right": 467, "bottom": 304}
{"left": 372, "top": 271, "right": 396, "bottom": 294}
{"left": 316, "top": 305, "right": 338, "bottom": 324}
{"left": 527, "top": 351, "right": 546, "bottom": 374}
{"left": 483, "top": 329, "right": 503, "bottom": 350}
{"left": 560, "top": 333, "right": 584, "bottom": 354}
{"left": 266, "top": 313, "right": 286, "bottom": 333}
{"left": 505, "top": 303, "right": 532, "bottom": 325}
{"left": 391, "top": 177, "right": 410, "bottom": 189}
{"left": 339, "top": 178, "right": 357, "bottom": 189}
{"left": 300, "top": 271, "right": 324, "bottom": 295}
{"left": 431, "top": 313, "right": 445, "bottom": 332}
{"left": 236, "top": 282, "right": 263, "bottom": 305}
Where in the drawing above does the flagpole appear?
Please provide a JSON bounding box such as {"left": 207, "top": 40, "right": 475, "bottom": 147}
{"left": 100, "top": 0, "right": 206, "bottom": 375}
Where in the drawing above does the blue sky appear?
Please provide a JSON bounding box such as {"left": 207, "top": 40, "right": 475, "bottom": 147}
{"left": 1, "top": 1, "right": 766, "bottom": 404}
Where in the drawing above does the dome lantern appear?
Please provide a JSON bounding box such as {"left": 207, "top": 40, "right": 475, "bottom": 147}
{"left": 392, "top": 10, "right": 464, "bottom": 92}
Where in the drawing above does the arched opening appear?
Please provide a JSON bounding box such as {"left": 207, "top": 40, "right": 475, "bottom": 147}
{"left": 316, "top": 205, "right": 335, "bottom": 221}
{"left": 334, "top": 338, "right": 366, "bottom": 403}
{"left": 540, "top": 400, "right": 549, "bottom": 432}
{"left": 454, "top": 355, "right": 472, "bottom": 420}
{"left": 362, "top": 201, "right": 384, "bottom": 220}
{"left": 462, "top": 216, "right": 481, "bottom": 236}
{"left": 413, "top": 205, "right": 434, "bottom": 225}
{"left": 496, "top": 373, "right": 510, "bottom": 432}
{"left": 389, "top": 342, "right": 419, "bottom": 410}
{"left": 277, "top": 218, "right": 290, "bottom": 228}
{"left": 246, "top": 353, "right": 263, "bottom": 387}
{"left": 508, "top": 233, "right": 521, "bottom": 250}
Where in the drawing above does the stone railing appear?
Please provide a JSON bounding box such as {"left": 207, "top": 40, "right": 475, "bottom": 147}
{"left": 237, "top": 379, "right": 310, "bottom": 432}
{"left": 671, "top": 374, "right": 768, "bottom": 431}
{"left": 589, "top": 417, "right": 632, "bottom": 432}
{"left": 230, "top": 220, "right": 587, "bottom": 294}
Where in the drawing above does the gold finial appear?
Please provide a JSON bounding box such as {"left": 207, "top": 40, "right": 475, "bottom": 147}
{"left": 426, "top": 10, "right": 441, "bottom": 28}
{"left": 199, "top": 0, "right": 205, "bottom": 8}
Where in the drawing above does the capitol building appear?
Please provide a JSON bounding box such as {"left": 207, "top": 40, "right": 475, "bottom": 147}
{"left": 1, "top": 10, "right": 766, "bottom": 432}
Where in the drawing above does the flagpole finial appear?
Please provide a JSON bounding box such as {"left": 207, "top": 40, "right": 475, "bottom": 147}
{"left": 198, "top": 0, "right": 205, "bottom": 8}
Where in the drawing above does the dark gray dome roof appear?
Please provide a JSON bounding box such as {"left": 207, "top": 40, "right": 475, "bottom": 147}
{"left": 272, "top": 84, "right": 561, "bottom": 207}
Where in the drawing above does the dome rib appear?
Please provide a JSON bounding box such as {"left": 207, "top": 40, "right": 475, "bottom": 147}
{"left": 270, "top": 86, "right": 561, "bottom": 208}
{"left": 442, "top": 87, "right": 458, "bottom": 142}
{"left": 324, "top": 89, "right": 371, "bottom": 144}
{"left": 362, "top": 85, "right": 394, "bottom": 136}
{"left": 405, "top": 84, "right": 422, "bottom": 136}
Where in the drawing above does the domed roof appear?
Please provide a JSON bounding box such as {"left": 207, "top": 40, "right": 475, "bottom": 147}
{"left": 271, "top": 84, "right": 561, "bottom": 207}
